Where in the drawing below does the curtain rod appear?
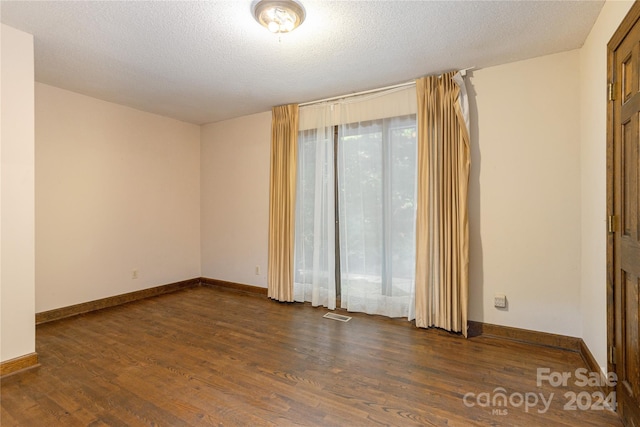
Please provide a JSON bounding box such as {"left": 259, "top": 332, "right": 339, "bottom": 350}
{"left": 298, "top": 81, "right": 414, "bottom": 107}
{"left": 298, "top": 66, "right": 475, "bottom": 108}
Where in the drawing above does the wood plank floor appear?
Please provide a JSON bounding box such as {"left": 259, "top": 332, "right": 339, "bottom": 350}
{"left": 1, "top": 286, "right": 623, "bottom": 426}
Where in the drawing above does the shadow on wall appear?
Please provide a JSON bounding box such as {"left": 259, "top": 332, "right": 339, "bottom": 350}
{"left": 465, "top": 72, "right": 484, "bottom": 323}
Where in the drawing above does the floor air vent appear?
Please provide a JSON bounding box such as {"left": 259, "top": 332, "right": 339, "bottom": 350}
{"left": 323, "top": 312, "right": 352, "bottom": 322}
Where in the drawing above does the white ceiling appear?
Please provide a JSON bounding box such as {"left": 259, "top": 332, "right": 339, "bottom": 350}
{"left": 1, "top": 0, "right": 604, "bottom": 125}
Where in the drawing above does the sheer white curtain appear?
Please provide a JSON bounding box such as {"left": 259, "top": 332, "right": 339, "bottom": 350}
{"left": 294, "top": 86, "right": 418, "bottom": 319}
{"left": 293, "top": 105, "right": 336, "bottom": 309}
{"left": 337, "top": 114, "right": 417, "bottom": 318}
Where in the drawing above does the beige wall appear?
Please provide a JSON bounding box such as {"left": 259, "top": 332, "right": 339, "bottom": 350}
{"left": 200, "top": 112, "right": 271, "bottom": 287}
{"left": 467, "top": 50, "right": 582, "bottom": 337}
{"left": 1, "top": 25, "right": 36, "bottom": 362}
{"left": 579, "top": 0, "right": 634, "bottom": 372}
{"left": 35, "top": 83, "right": 201, "bottom": 312}
{"left": 200, "top": 51, "right": 584, "bottom": 338}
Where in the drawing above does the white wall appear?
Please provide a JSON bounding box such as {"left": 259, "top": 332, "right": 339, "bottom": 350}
{"left": 1, "top": 24, "right": 36, "bottom": 362}
{"left": 200, "top": 112, "right": 271, "bottom": 287}
{"left": 579, "top": 0, "right": 634, "bottom": 371}
{"left": 467, "top": 50, "right": 582, "bottom": 337}
{"left": 35, "top": 83, "right": 201, "bottom": 312}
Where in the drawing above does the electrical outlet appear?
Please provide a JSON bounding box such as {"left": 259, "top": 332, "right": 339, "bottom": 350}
{"left": 132, "top": 269, "right": 138, "bottom": 279}
{"left": 494, "top": 294, "right": 507, "bottom": 308}
{"left": 255, "top": 265, "right": 260, "bottom": 275}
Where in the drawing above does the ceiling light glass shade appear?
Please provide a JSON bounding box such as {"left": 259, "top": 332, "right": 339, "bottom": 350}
{"left": 253, "top": 0, "right": 306, "bottom": 34}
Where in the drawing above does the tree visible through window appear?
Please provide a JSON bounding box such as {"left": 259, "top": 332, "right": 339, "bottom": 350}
{"left": 294, "top": 114, "right": 417, "bottom": 318}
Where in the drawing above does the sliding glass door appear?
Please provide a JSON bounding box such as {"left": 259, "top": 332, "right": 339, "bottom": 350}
{"left": 337, "top": 116, "right": 417, "bottom": 317}
{"left": 293, "top": 86, "right": 418, "bottom": 320}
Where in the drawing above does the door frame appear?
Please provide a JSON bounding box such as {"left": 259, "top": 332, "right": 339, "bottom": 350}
{"left": 606, "top": 0, "right": 640, "bottom": 404}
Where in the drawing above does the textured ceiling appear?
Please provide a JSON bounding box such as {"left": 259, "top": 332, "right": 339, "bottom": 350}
{"left": 1, "top": 1, "right": 604, "bottom": 125}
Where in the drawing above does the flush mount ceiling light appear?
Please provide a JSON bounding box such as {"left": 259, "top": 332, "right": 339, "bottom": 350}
{"left": 253, "top": 0, "right": 306, "bottom": 34}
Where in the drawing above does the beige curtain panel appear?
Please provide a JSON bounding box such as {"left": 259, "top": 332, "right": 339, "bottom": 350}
{"left": 414, "top": 72, "right": 470, "bottom": 336}
{"left": 268, "top": 104, "right": 299, "bottom": 302}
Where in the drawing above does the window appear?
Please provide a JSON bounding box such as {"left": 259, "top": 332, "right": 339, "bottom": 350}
{"left": 293, "top": 86, "right": 418, "bottom": 318}
{"left": 338, "top": 116, "right": 417, "bottom": 316}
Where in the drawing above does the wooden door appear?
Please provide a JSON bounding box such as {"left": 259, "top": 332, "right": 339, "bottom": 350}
{"left": 609, "top": 3, "right": 640, "bottom": 426}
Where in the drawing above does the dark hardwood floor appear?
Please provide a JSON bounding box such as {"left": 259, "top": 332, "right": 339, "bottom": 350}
{"left": 1, "top": 286, "right": 623, "bottom": 426}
